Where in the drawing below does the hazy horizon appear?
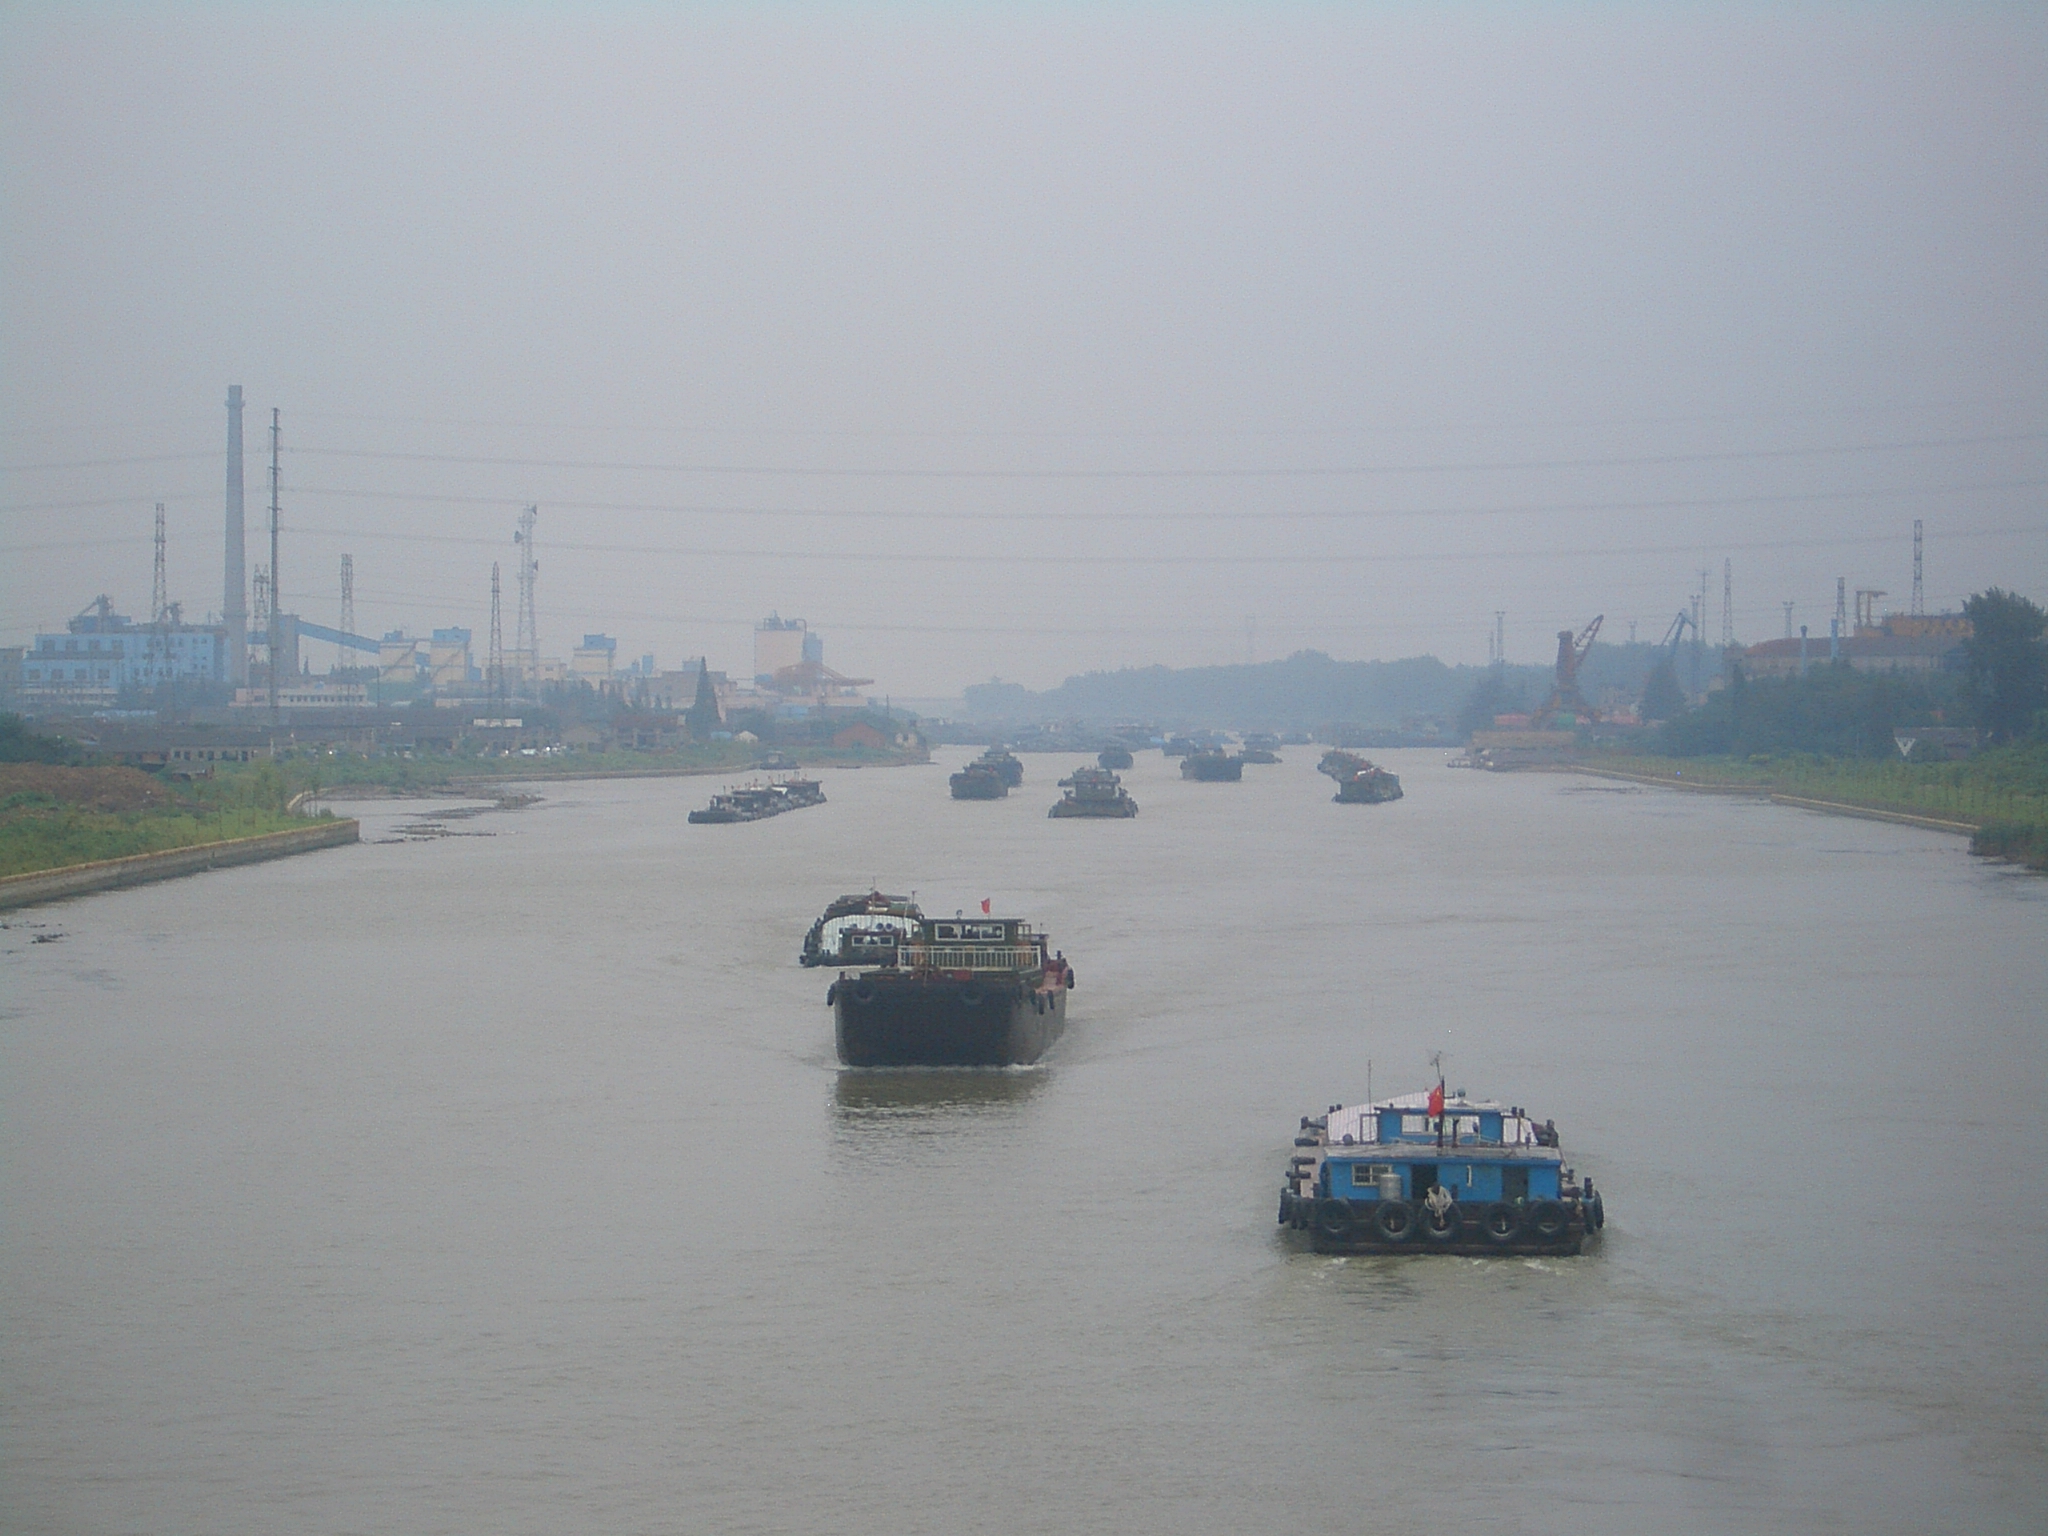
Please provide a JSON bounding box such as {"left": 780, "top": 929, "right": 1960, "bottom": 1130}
{"left": 4, "top": 5, "right": 2043, "bottom": 696}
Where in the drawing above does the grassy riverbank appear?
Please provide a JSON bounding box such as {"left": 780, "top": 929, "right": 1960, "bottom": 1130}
{"left": 0, "top": 763, "right": 325, "bottom": 878}
{"left": 1586, "top": 743, "right": 2048, "bottom": 868}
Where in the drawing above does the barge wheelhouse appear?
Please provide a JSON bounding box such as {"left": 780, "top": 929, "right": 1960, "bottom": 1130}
{"left": 1279, "top": 1089, "right": 1603, "bottom": 1256}
{"left": 800, "top": 891, "right": 924, "bottom": 967}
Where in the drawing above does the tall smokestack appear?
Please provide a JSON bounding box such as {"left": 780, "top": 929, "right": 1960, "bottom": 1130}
{"left": 225, "top": 385, "right": 247, "bottom": 686}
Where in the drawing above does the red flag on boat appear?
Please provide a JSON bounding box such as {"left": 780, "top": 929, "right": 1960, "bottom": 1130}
{"left": 980, "top": 898, "right": 992, "bottom": 914}
{"left": 1427, "top": 1082, "right": 1445, "bottom": 1117}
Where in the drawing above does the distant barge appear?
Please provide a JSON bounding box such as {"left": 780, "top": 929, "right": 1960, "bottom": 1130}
{"left": 1180, "top": 749, "right": 1244, "bottom": 781}
{"left": 951, "top": 747, "right": 1023, "bottom": 799}
{"left": 1279, "top": 1086, "right": 1603, "bottom": 1256}
{"left": 1319, "top": 750, "right": 1402, "bottom": 804}
{"left": 1049, "top": 766, "right": 1138, "bottom": 818}
{"left": 688, "top": 776, "right": 825, "bottom": 824}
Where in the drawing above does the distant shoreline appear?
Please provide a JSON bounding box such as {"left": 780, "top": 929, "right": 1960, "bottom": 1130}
{"left": 1564, "top": 765, "right": 1980, "bottom": 835}
{"left": 314, "top": 751, "right": 934, "bottom": 800}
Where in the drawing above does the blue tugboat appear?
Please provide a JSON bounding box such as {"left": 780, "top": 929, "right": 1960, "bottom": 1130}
{"left": 1278, "top": 1080, "right": 1604, "bottom": 1255}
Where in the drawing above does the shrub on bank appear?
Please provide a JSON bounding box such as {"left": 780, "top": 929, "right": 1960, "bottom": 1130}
{"left": 1970, "top": 820, "right": 2048, "bottom": 871}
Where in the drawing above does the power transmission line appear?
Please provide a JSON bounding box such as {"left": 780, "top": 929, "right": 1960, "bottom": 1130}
{"left": 277, "top": 428, "right": 2046, "bottom": 481}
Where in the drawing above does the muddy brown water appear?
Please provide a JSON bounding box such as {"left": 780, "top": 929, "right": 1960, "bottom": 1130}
{"left": 4, "top": 750, "right": 2043, "bottom": 1533}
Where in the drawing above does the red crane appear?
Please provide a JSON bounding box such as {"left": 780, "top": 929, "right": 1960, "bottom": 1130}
{"left": 1530, "top": 615, "right": 1603, "bottom": 727}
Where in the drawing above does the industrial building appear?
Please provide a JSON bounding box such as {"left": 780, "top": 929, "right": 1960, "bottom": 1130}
{"left": 6, "top": 386, "right": 896, "bottom": 736}
{"left": 17, "top": 598, "right": 228, "bottom": 707}
{"left": 1740, "top": 612, "right": 1970, "bottom": 679}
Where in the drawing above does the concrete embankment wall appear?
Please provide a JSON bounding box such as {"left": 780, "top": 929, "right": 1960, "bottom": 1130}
{"left": 0, "top": 819, "right": 360, "bottom": 911}
{"left": 1568, "top": 766, "right": 1977, "bottom": 835}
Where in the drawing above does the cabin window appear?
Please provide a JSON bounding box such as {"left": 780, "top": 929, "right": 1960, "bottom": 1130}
{"left": 1402, "top": 1115, "right": 1427, "bottom": 1134}
{"left": 933, "top": 923, "right": 961, "bottom": 940}
{"left": 964, "top": 922, "right": 1004, "bottom": 942}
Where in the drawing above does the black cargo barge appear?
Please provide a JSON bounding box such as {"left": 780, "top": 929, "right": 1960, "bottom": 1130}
{"left": 817, "top": 909, "right": 1073, "bottom": 1067}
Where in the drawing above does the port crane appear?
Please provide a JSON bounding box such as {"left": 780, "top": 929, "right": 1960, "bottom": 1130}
{"left": 1529, "top": 614, "right": 1603, "bottom": 727}
{"left": 1638, "top": 610, "right": 1694, "bottom": 722}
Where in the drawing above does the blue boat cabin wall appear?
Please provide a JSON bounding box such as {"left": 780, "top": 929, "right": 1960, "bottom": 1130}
{"left": 1323, "top": 1158, "right": 1560, "bottom": 1203}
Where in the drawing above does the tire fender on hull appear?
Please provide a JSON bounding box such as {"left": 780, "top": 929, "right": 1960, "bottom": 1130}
{"left": 1314, "top": 1198, "right": 1355, "bottom": 1242}
{"left": 1370, "top": 1200, "right": 1416, "bottom": 1244}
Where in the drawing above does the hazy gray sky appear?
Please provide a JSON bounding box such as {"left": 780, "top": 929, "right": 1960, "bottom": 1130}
{"left": 3, "top": 4, "right": 2042, "bottom": 695}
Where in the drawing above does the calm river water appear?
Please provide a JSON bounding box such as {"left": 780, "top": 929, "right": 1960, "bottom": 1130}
{"left": 4, "top": 749, "right": 2044, "bottom": 1534}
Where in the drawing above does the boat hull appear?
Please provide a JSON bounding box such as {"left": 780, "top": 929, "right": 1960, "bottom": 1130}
{"left": 832, "top": 975, "right": 1066, "bottom": 1066}
{"left": 1334, "top": 775, "right": 1402, "bottom": 803}
{"left": 1048, "top": 798, "right": 1137, "bottom": 817}
{"left": 1279, "top": 1192, "right": 1594, "bottom": 1256}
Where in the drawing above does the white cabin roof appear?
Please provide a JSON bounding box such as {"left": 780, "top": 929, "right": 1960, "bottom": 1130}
{"left": 1323, "top": 1091, "right": 1540, "bottom": 1149}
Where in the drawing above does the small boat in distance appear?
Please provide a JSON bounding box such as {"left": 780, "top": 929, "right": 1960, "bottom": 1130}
{"left": 1097, "top": 744, "right": 1135, "bottom": 771}
{"left": 1180, "top": 749, "right": 1244, "bottom": 781}
{"left": 1279, "top": 1084, "right": 1603, "bottom": 1255}
{"left": 1319, "top": 749, "right": 1402, "bottom": 803}
{"left": 949, "top": 762, "right": 1008, "bottom": 799}
{"left": 1049, "top": 766, "right": 1138, "bottom": 818}
{"left": 688, "top": 776, "right": 826, "bottom": 824}
{"left": 977, "top": 747, "right": 1024, "bottom": 786}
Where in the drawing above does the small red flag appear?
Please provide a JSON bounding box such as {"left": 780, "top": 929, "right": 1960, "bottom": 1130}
{"left": 1427, "top": 1083, "right": 1445, "bottom": 1117}
{"left": 980, "top": 898, "right": 991, "bottom": 914}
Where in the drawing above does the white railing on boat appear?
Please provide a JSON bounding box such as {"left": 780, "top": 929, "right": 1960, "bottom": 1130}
{"left": 893, "top": 944, "right": 1045, "bottom": 972}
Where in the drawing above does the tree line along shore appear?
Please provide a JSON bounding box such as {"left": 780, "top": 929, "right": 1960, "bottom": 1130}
{"left": 1555, "top": 588, "right": 2048, "bottom": 870}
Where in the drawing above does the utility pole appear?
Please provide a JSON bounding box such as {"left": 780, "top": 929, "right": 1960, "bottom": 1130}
{"left": 514, "top": 504, "right": 539, "bottom": 701}
{"left": 1912, "top": 519, "right": 1924, "bottom": 615}
{"left": 150, "top": 501, "right": 168, "bottom": 689}
{"left": 489, "top": 561, "right": 506, "bottom": 716}
{"left": 152, "top": 502, "right": 168, "bottom": 625}
{"left": 1691, "top": 572, "right": 1707, "bottom": 698}
{"left": 1835, "top": 577, "right": 1847, "bottom": 638}
{"left": 1493, "top": 611, "right": 1505, "bottom": 667}
{"left": 339, "top": 554, "right": 355, "bottom": 676}
{"left": 268, "top": 408, "right": 281, "bottom": 717}
{"left": 1783, "top": 601, "right": 1795, "bottom": 639}
{"left": 225, "top": 386, "right": 247, "bottom": 687}
{"left": 1721, "top": 558, "right": 1733, "bottom": 651}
